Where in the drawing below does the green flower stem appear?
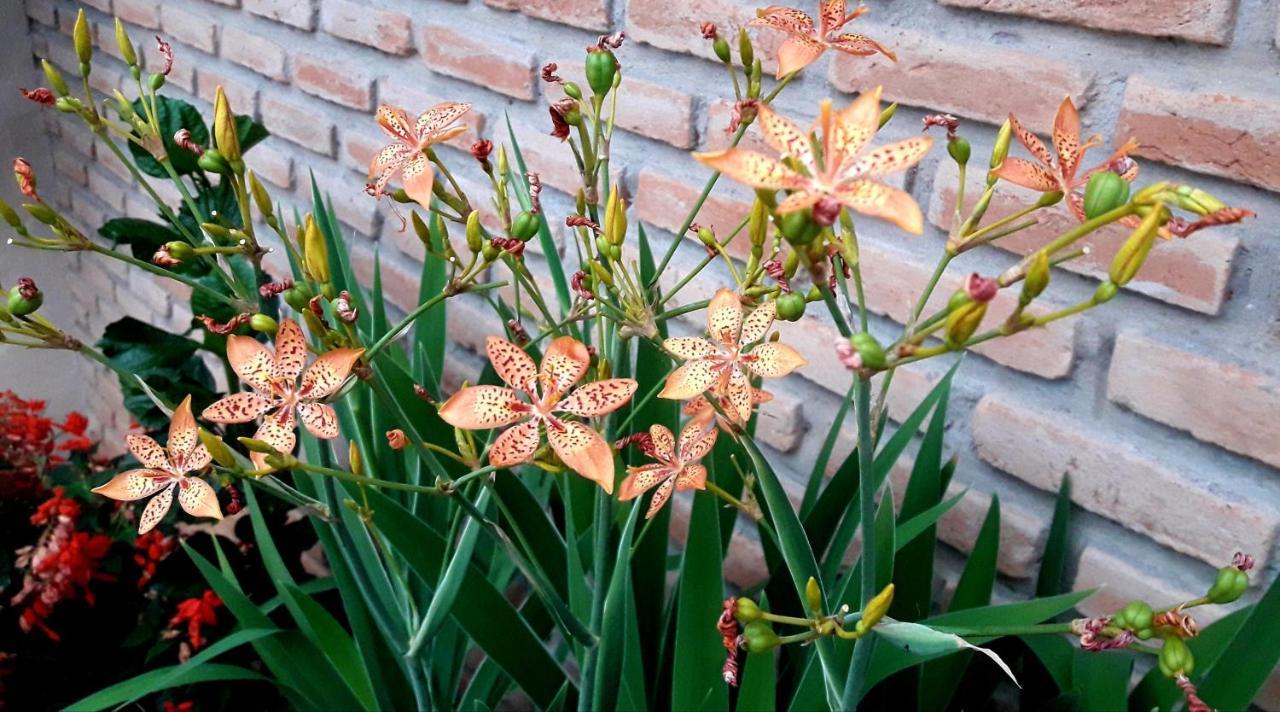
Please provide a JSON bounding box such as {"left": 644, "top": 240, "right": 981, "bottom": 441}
{"left": 956, "top": 201, "right": 1043, "bottom": 248}
{"left": 86, "top": 243, "right": 246, "bottom": 310}
{"left": 292, "top": 460, "right": 446, "bottom": 496}
{"left": 653, "top": 298, "right": 711, "bottom": 324}
{"left": 366, "top": 281, "right": 505, "bottom": 359}
{"left": 658, "top": 215, "right": 748, "bottom": 307}
{"left": 579, "top": 486, "right": 611, "bottom": 712}
{"left": 704, "top": 479, "right": 759, "bottom": 521}
{"left": 840, "top": 375, "right": 877, "bottom": 708}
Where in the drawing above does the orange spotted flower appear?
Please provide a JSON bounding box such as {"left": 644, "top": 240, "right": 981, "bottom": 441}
{"left": 92, "top": 396, "right": 223, "bottom": 534}
{"left": 439, "top": 336, "right": 638, "bottom": 493}
{"left": 751, "top": 1, "right": 895, "bottom": 78}
{"left": 992, "top": 97, "right": 1140, "bottom": 223}
{"left": 660, "top": 289, "right": 806, "bottom": 424}
{"left": 685, "top": 385, "right": 774, "bottom": 432}
{"left": 368, "top": 102, "right": 472, "bottom": 207}
{"left": 619, "top": 421, "right": 717, "bottom": 519}
{"left": 695, "top": 87, "right": 933, "bottom": 233}
{"left": 202, "top": 319, "right": 363, "bottom": 469}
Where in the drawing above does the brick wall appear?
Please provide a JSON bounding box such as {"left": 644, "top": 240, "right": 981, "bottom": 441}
{"left": 14, "top": 0, "right": 1280, "bottom": 658}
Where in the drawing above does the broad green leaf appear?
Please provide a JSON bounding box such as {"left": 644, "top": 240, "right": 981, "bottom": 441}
{"left": 1195, "top": 568, "right": 1280, "bottom": 710}
{"left": 96, "top": 317, "right": 217, "bottom": 429}
{"left": 128, "top": 96, "right": 208, "bottom": 176}
{"left": 671, "top": 483, "right": 727, "bottom": 711}
{"left": 1037, "top": 477, "right": 1072, "bottom": 598}
{"left": 1072, "top": 650, "right": 1132, "bottom": 711}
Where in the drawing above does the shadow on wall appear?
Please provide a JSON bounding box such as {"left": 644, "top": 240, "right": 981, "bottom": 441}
{"left": 0, "top": 0, "right": 82, "bottom": 419}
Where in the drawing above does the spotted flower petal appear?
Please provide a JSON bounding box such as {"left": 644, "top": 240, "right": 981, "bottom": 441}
{"left": 819, "top": 0, "right": 847, "bottom": 35}
{"left": 369, "top": 143, "right": 413, "bottom": 181}
{"left": 739, "top": 301, "right": 777, "bottom": 345}
{"left": 777, "top": 33, "right": 828, "bottom": 77}
{"left": 991, "top": 157, "right": 1060, "bottom": 193}
{"left": 664, "top": 336, "right": 717, "bottom": 361}
{"left": 548, "top": 421, "right": 616, "bottom": 494}
{"left": 1052, "top": 97, "right": 1083, "bottom": 181}
{"left": 1009, "top": 114, "right": 1055, "bottom": 169}
{"left": 725, "top": 368, "right": 754, "bottom": 423}
{"left": 675, "top": 463, "right": 708, "bottom": 491}
{"left": 828, "top": 33, "right": 895, "bottom": 61}
{"left": 707, "top": 288, "right": 744, "bottom": 348}
{"left": 178, "top": 478, "right": 222, "bottom": 521}
{"left": 299, "top": 348, "right": 364, "bottom": 399}
{"left": 416, "top": 102, "right": 471, "bottom": 141}
{"left": 751, "top": 5, "right": 815, "bottom": 34}
{"left": 489, "top": 419, "right": 541, "bottom": 467}
{"left": 376, "top": 104, "right": 415, "bottom": 144}
{"left": 401, "top": 153, "right": 436, "bottom": 209}
{"left": 250, "top": 414, "right": 297, "bottom": 470}
{"left": 660, "top": 359, "right": 722, "bottom": 401}
{"left": 649, "top": 423, "right": 676, "bottom": 462}
{"left": 618, "top": 463, "right": 670, "bottom": 502}
{"left": 138, "top": 484, "right": 175, "bottom": 534}
{"left": 825, "top": 88, "right": 881, "bottom": 175}
{"left": 127, "top": 434, "right": 168, "bottom": 470}
{"left": 487, "top": 336, "right": 537, "bottom": 391}
{"left": 541, "top": 336, "right": 591, "bottom": 397}
{"left": 272, "top": 319, "right": 309, "bottom": 382}
{"left": 92, "top": 469, "right": 170, "bottom": 501}
{"left": 845, "top": 136, "right": 932, "bottom": 181}
{"left": 693, "top": 149, "right": 807, "bottom": 191}
{"left": 202, "top": 392, "right": 274, "bottom": 424}
{"left": 226, "top": 334, "right": 275, "bottom": 394}
{"left": 833, "top": 180, "right": 925, "bottom": 234}
{"left": 746, "top": 342, "right": 808, "bottom": 378}
{"left": 758, "top": 103, "right": 816, "bottom": 170}
{"left": 167, "top": 396, "right": 201, "bottom": 462}
{"left": 556, "top": 379, "right": 638, "bottom": 418}
{"left": 678, "top": 420, "right": 718, "bottom": 462}
{"left": 298, "top": 402, "right": 340, "bottom": 439}
{"left": 644, "top": 478, "right": 677, "bottom": 519}
{"left": 439, "top": 385, "right": 528, "bottom": 429}
{"left": 184, "top": 444, "right": 212, "bottom": 474}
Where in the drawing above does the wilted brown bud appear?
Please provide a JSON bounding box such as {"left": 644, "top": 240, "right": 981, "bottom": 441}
{"left": 1166, "top": 207, "right": 1255, "bottom": 238}
{"left": 19, "top": 88, "right": 55, "bottom": 106}
{"left": 1233, "top": 552, "right": 1256, "bottom": 572}
{"left": 16, "top": 277, "right": 39, "bottom": 301}
{"left": 174, "top": 129, "right": 203, "bottom": 156}
{"left": 155, "top": 36, "right": 174, "bottom": 76}
{"left": 491, "top": 237, "right": 525, "bottom": 258}
{"left": 527, "top": 172, "right": 543, "bottom": 214}
{"left": 701, "top": 22, "right": 719, "bottom": 40}
{"left": 963, "top": 273, "right": 998, "bottom": 303}
{"left": 506, "top": 318, "right": 530, "bottom": 345}
{"left": 541, "top": 62, "right": 562, "bottom": 83}
{"left": 152, "top": 245, "right": 183, "bottom": 266}
{"left": 726, "top": 99, "right": 759, "bottom": 135}
{"left": 596, "top": 31, "right": 626, "bottom": 50}
{"left": 566, "top": 215, "right": 602, "bottom": 234}
{"left": 13, "top": 158, "right": 38, "bottom": 201}
{"left": 259, "top": 279, "right": 293, "bottom": 299}
{"left": 549, "top": 99, "right": 578, "bottom": 141}
{"left": 196, "top": 313, "right": 251, "bottom": 335}
{"left": 922, "top": 113, "right": 960, "bottom": 140}
{"left": 470, "top": 139, "right": 493, "bottom": 163}
{"left": 385, "top": 429, "right": 407, "bottom": 450}
{"left": 334, "top": 290, "right": 359, "bottom": 323}
{"left": 571, "top": 270, "right": 595, "bottom": 300}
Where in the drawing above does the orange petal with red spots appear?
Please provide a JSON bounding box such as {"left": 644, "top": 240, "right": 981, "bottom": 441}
{"left": 777, "top": 190, "right": 825, "bottom": 215}
{"left": 832, "top": 179, "right": 925, "bottom": 234}
{"left": 828, "top": 33, "right": 896, "bottom": 61}
{"left": 226, "top": 334, "right": 275, "bottom": 393}
{"left": 991, "top": 157, "right": 1061, "bottom": 193}
{"left": 750, "top": 6, "right": 815, "bottom": 34}
{"left": 746, "top": 342, "right": 807, "bottom": 378}
{"left": 401, "top": 153, "right": 435, "bottom": 209}
{"left": 675, "top": 463, "right": 708, "bottom": 492}
{"left": 819, "top": 0, "right": 847, "bottom": 35}
{"left": 167, "top": 396, "right": 200, "bottom": 461}
{"left": 660, "top": 359, "right": 721, "bottom": 401}
{"left": 438, "top": 385, "right": 527, "bottom": 430}
{"left": 184, "top": 443, "right": 212, "bottom": 474}
{"left": 1052, "top": 97, "right": 1083, "bottom": 181}
{"left": 693, "top": 149, "right": 806, "bottom": 191}
{"left": 300, "top": 348, "right": 364, "bottom": 399}
{"left": 548, "top": 421, "right": 616, "bottom": 494}
{"left": 202, "top": 392, "right": 274, "bottom": 424}
{"left": 127, "top": 434, "right": 168, "bottom": 469}
{"left": 644, "top": 478, "right": 676, "bottom": 519}
{"left": 1009, "top": 114, "right": 1055, "bottom": 168}
{"left": 486, "top": 336, "right": 537, "bottom": 391}
{"left": 376, "top": 104, "right": 414, "bottom": 144}
{"left": 416, "top": 102, "right": 471, "bottom": 141}
{"left": 739, "top": 301, "right": 777, "bottom": 345}
{"left": 707, "top": 288, "right": 743, "bottom": 348}
{"left": 678, "top": 420, "right": 718, "bottom": 462}
{"left": 649, "top": 423, "right": 676, "bottom": 463}
{"left": 726, "top": 368, "right": 754, "bottom": 423}
{"left": 178, "top": 477, "right": 223, "bottom": 521}
{"left": 557, "top": 378, "right": 638, "bottom": 418}
{"left": 489, "top": 419, "right": 542, "bottom": 468}
{"left": 757, "top": 103, "right": 816, "bottom": 171}
{"left": 298, "top": 402, "right": 340, "bottom": 439}
{"left": 541, "top": 336, "right": 590, "bottom": 396}
{"left": 776, "top": 33, "right": 827, "bottom": 78}
{"left": 272, "top": 318, "right": 308, "bottom": 382}
{"left": 664, "top": 336, "right": 717, "bottom": 361}
{"left": 92, "top": 469, "right": 170, "bottom": 501}
{"left": 250, "top": 415, "right": 297, "bottom": 470}
{"left": 618, "top": 464, "right": 669, "bottom": 502}
{"left": 846, "top": 136, "right": 932, "bottom": 180}
{"left": 826, "top": 88, "right": 882, "bottom": 175}
{"left": 138, "top": 484, "right": 175, "bottom": 534}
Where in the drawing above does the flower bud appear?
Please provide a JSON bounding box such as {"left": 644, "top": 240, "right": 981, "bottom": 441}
{"left": 585, "top": 48, "right": 616, "bottom": 96}
{"left": 741, "top": 621, "right": 781, "bottom": 653}
{"left": 23, "top": 202, "right": 59, "bottom": 226}
{"left": 465, "top": 210, "right": 485, "bottom": 252}
{"left": 0, "top": 197, "right": 21, "bottom": 229}
{"left": 738, "top": 27, "right": 754, "bottom": 69}
{"left": 696, "top": 225, "right": 717, "bottom": 249}
{"left": 198, "top": 430, "right": 238, "bottom": 469}
{"left": 283, "top": 282, "right": 314, "bottom": 312}
{"left": 42, "top": 60, "right": 69, "bottom": 96}
{"left": 1168, "top": 185, "right": 1227, "bottom": 216}
{"left": 779, "top": 210, "right": 818, "bottom": 245}
{"left": 249, "top": 314, "right": 278, "bottom": 334}
{"left": 1108, "top": 203, "right": 1164, "bottom": 287}
{"left": 55, "top": 96, "right": 81, "bottom": 113}
{"left": 303, "top": 215, "right": 331, "bottom": 284}
{"left": 945, "top": 301, "right": 986, "bottom": 349}
{"left": 1159, "top": 636, "right": 1194, "bottom": 679}
{"left": 562, "top": 81, "right": 583, "bottom": 101}
{"left": 605, "top": 185, "right": 627, "bottom": 246}
{"left": 114, "top": 19, "right": 137, "bottom": 67}
{"left": 148, "top": 73, "right": 165, "bottom": 91}
{"left": 73, "top": 10, "right": 92, "bottom": 67}
{"left": 213, "top": 86, "right": 242, "bottom": 164}
{"left": 805, "top": 576, "right": 823, "bottom": 615}
{"left": 349, "top": 441, "right": 363, "bottom": 477}
{"left": 776, "top": 292, "right": 806, "bottom": 322}
{"left": 877, "top": 103, "right": 898, "bottom": 130}
{"left": 856, "top": 583, "right": 895, "bottom": 635}
{"left": 850, "top": 331, "right": 887, "bottom": 369}
{"left": 1083, "top": 171, "right": 1131, "bottom": 220}
{"left": 748, "top": 59, "right": 762, "bottom": 98}
{"left": 1206, "top": 566, "right": 1249, "bottom": 604}
{"left": 1037, "top": 191, "right": 1064, "bottom": 207}
{"left": 248, "top": 171, "right": 273, "bottom": 219}
{"left": 1020, "top": 251, "right": 1050, "bottom": 306}
{"left": 734, "top": 597, "right": 763, "bottom": 623}
{"left": 713, "top": 37, "right": 732, "bottom": 63}
{"left": 589, "top": 261, "right": 614, "bottom": 288}
{"left": 1094, "top": 281, "right": 1118, "bottom": 304}
{"left": 482, "top": 242, "right": 500, "bottom": 262}
{"left": 512, "top": 211, "right": 539, "bottom": 242}
{"left": 197, "top": 149, "right": 230, "bottom": 174}
{"left": 948, "top": 137, "right": 971, "bottom": 166}
{"left": 990, "top": 119, "right": 1013, "bottom": 170}
{"left": 7, "top": 278, "right": 42, "bottom": 316}
{"left": 163, "top": 241, "right": 196, "bottom": 262}
{"left": 386, "top": 429, "right": 407, "bottom": 450}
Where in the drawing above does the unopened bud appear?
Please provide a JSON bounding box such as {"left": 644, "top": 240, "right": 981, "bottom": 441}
{"left": 303, "top": 215, "right": 331, "bottom": 283}
{"left": 733, "top": 597, "right": 763, "bottom": 623}
{"left": 73, "top": 10, "right": 92, "bottom": 67}
{"left": 947, "top": 137, "right": 971, "bottom": 165}
{"left": 349, "top": 441, "right": 362, "bottom": 477}
{"left": 737, "top": 27, "right": 754, "bottom": 69}
{"left": 1108, "top": 202, "right": 1164, "bottom": 286}
{"left": 991, "top": 119, "right": 1013, "bottom": 170}
{"left": 0, "top": 198, "right": 21, "bottom": 228}
{"left": 114, "top": 19, "right": 137, "bottom": 67}
{"left": 249, "top": 314, "right": 278, "bottom": 334}
{"left": 741, "top": 621, "right": 781, "bottom": 653}
{"left": 805, "top": 576, "right": 823, "bottom": 615}
{"left": 198, "top": 430, "right": 238, "bottom": 469}
{"left": 511, "top": 211, "right": 539, "bottom": 242}
{"left": 23, "top": 203, "right": 59, "bottom": 226}
{"left": 878, "top": 103, "right": 897, "bottom": 130}
{"left": 856, "top": 584, "right": 895, "bottom": 635}
{"left": 248, "top": 171, "right": 273, "bottom": 218}
{"left": 1206, "top": 566, "right": 1249, "bottom": 605}
{"left": 850, "top": 332, "right": 887, "bottom": 369}
{"left": 386, "top": 429, "right": 407, "bottom": 450}
{"left": 465, "top": 210, "right": 484, "bottom": 252}
{"left": 1020, "top": 251, "right": 1050, "bottom": 305}
{"left": 7, "top": 277, "right": 42, "bottom": 316}
{"left": 964, "top": 273, "right": 998, "bottom": 303}
{"left": 213, "top": 86, "right": 242, "bottom": 164}
{"left": 776, "top": 292, "right": 806, "bottom": 322}
{"left": 1037, "top": 191, "right": 1064, "bottom": 207}
{"left": 713, "top": 37, "right": 732, "bottom": 63}
{"left": 197, "top": 149, "right": 229, "bottom": 174}
{"left": 605, "top": 185, "right": 627, "bottom": 246}
{"left": 945, "top": 300, "right": 986, "bottom": 349}
{"left": 42, "top": 60, "right": 69, "bottom": 96}
{"left": 163, "top": 241, "right": 196, "bottom": 262}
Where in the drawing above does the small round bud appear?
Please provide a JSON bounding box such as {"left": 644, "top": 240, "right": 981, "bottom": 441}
{"left": 7, "top": 278, "right": 43, "bottom": 316}
{"left": 850, "top": 332, "right": 887, "bottom": 369}
{"left": 1083, "top": 172, "right": 1131, "bottom": 220}
{"left": 1206, "top": 566, "right": 1248, "bottom": 604}
{"left": 947, "top": 137, "right": 971, "bottom": 165}
{"left": 163, "top": 241, "right": 196, "bottom": 261}
{"left": 775, "top": 292, "right": 806, "bottom": 322}
{"left": 713, "top": 37, "right": 732, "bottom": 64}
{"left": 779, "top": 210, "right": 818, "bottom": 245}
{"left": 511, "top": 211, "right": 540, "bottom": 242}
{"left": 1158, "top": 636, "right": 1194, "bottom": 679}
{"left": 741, "top": 621, "right": 780, "bottom": 653}
{"left": 198, "top": 149, "right": 229, "bottom": 174}
{"left": 563, "top": 81, "right": 583, "bottom": 101}
{"left": 733, "top": 597, "right": 764, "bottom": 623}
{"left": 283, "top": 282, "right": 315, "bottom": 313}
{"left": 1094, "top": 281, "right": 1119, "bottom": 304}
{"left": 249, "top": 314, "right": 279, "bottom": 334}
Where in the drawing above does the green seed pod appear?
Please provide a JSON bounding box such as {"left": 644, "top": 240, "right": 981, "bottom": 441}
{"left": 948, "top": 137, "right": 971, "bottom": 166}
{"left": 738, "top": 27, "right": 755, "bottom": 69}
{"left": 303, "top": 215, "right": 331, "bottom": 283}
{"left": 283, "top": 282, "right": 314, "bottom": 312}
{"left": 42, "top": 60, "right": 69, "bottom": 96}
{"left": 775, "top": 292, "right": 806, "bottom": 322}
{"left": 713, "top": 37, "right": 732, "bottom": 64}
{"left": 0, "top": 198, "right": 22, "bottom": 228}
{"left": 114, "top": 19, "right": 137, "bottom": 67}
{"left": 1206, "top": 566, "right": 1249, "bottom": 605}
{"left": 148, "top": 73, "right": 165, "bottom": 91}
{"left": 697, "top": 226, "right": 717, "bottom": 248}
{"left": 850, "top": 331, "right": 887, "bottom": 369}
{"left": 1020, "top": 251, "right": 1050, "bottom": 305}
{"left": 511, "top": 211, "right": 540, "bottom": 241}
{"left": 73, "top": 10, "right": 92, "bottom": 66}
{"left": 741, "top": 621, "right": 781, "bottom": 653}
{"left": 779, "top": 209, "right": 817, "bottom": 245}
{"left": 1083, "top": 171, "right": 1131, "bottom": 220}
{"left": 481, "top": 242, "right": 500, "bottom": 262}
{"left": 563, "top": 81, "right": 583, "bottom": 101}
{"left": 1113, "top": 600, "right": 1155, "bottom": 635}
{"left": 585, "top": 48, "right": 616, "bottom": 96}
{"left": 608, "top": 244, "right": 621, "bottom": 260}
{"left": 1093, "top": 281, "right": 1118, "bottom": 304}
{"left": 249, "top": 314, "right": 278, "bottom": 334}
{"left": 1158, "top": 636, "right": 1194, "bottom": 679}
{"left": 197, "top": 149, "right": 230, "bottom": 174}
{"left": 1037, "top": 191, "right": 1065, "bottom": 207}
{"left": 947, "top": 289, "right": 970, "bottom": 313}
{"left": 8, "top": 286, "right": 42, "bottom": 316}
{"left": 734, "top": 597, "right": 764, "bottom": 624}
{"left": 945, "top": 301, "right": 986, "bottom": 349}
{"left": 54, "top": 96, "right": 81, "bottom": 113}
{"left": 589, "top": 261, "right": 614, "bottom": 288}
{"left": 465, "top": 210, "right": 484, "bottom": 252}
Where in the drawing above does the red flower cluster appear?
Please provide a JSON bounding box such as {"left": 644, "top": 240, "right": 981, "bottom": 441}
{"left": 169, "top": 590, "right": 222, "bottom": 652}
{"left": 0, "top": 391, "right": 93, "bottom": 498}
{"left": 10, "top": 488, "right": 114, "bottom": 640}
{"left": 133, "top": 530, "right": 178, "bottom": 589}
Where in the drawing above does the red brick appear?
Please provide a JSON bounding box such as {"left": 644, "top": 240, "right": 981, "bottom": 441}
{"left": 931, "top": 480, "right": 1044, "bottom": 579}
{"left": 627, "top": 0, "right": 783, "bottom": 73}
{"left": 321, "top": 0, "right": 413, "bottom": 55}
{"left": 509, "top": 124, "right": 592, "bottom": 195}
{"left": 248, "top": 140, "right": 294, "bottom": 190}
{"left": 974, "top": 394, "right": 1278, "bottom": 569}
{"left": 558, "top": 63, "right": 696, "bottom": 148}
{"left": 221, "top": 26, "right": 287, "bottom": 82}
{"left": 927, "top": 161, "right": 1239, "bottom": 315}
{"left": 113, "top": 0, "right": 160, "bottom": 29}
{"left": 377, "top": 78, "right": 488, "bottom": 150}
{"left": 939, "top": 0, "right": 1238, "bottom": 46}
{"left": 244, "top": 0, "right": 316, "bottom": 31}
{"left": 829, "top": 28, "right": 1092, "bottom": 128}
{"left": 1117, "top": 75, "right": 1280, "bottom": 194}
{"left": 422, "top": 24, "right": 537, "bottom": 101}
{"left": 1073, "top": 547, "right": 1224, "bottom": 626}
{"left": 293, "top": 52, "right": 373, "bottom": 110}
{"left": 634, "top": 168, "right": 752, "bottom": 249}
{"left": 161, "top": 5, "right": 218, "bottom": 54}
{"left": 196, "top": 66, "right": 259, "bottom": 115}
{"left": 350, "top": 238, "right": 421, "bottom": 312}
{"left": 1108, "top": 333, "right": 1280, "bottom": 470}
{"left": 87, "top": 62, "right": 126, "bottom": 97}
{"left": 703, "top": 99, "right": 789, "bottom": 154}
{"left": 485, "top": 0, "right": 612, "bottom": 32}
{"left": 52, "top": 147, "right": 88, "bottom": 187}
{"left": 261, "top": 95, "right": 335, "bottom": 156}
{"left": 87, "top": 165, "right": 127, "bottom": 211}
{"left": 305, "top": 169, "right": 380, "bottom": 235}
